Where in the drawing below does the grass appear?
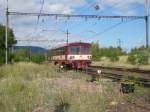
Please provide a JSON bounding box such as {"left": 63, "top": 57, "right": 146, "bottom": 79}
{"left": 0, "top": 62, "right": 149, "bottom": 112}
{"left": 92, "top": 56, "right": 150, "bottom": 70}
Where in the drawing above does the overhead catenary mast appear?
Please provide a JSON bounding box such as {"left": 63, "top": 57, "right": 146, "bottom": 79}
{"left": 66, "top": 29, "right": 69, "bottom": 45}
{"left": 5, "top": 0, "right": 8, "bottom": 64}
{"left": 145, "top": 0, "right": 149, "bottom": 48}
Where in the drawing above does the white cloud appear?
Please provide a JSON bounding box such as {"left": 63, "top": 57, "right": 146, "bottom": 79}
{"left": 0, "top": 0, "right": 147, "bottom": 48}
{"left": 97, "top": 0, "right": 146, "bottom": 15}
{"left": 0, "top": 0, "right": 87, "bottom": 48}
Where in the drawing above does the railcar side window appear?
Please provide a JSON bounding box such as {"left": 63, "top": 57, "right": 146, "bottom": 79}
{"left": 69, "top": 46, "right": 91, "bottom": 54}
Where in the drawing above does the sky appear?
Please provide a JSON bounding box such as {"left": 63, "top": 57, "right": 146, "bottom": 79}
{"left": 0, "top": 0, "right": 149, "bottom": 51}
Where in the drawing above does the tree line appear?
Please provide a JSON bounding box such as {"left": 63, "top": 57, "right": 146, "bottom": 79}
{"left": 0, "top": 24, "right": 15, "bottom": 64}
{"left": 0, "top": 24, "right": 46, "bottom": 64}
{"left": 91, "top": 42, "right": 126, "bottom": 62}
{"left": 91, "top": 42, "right": 149, "bottom": 65}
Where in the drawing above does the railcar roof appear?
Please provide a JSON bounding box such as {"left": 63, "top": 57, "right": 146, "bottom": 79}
{"left": 50, "top": 42, "right": 91, "bottom": 50}
{"left": 68, "top": 42, "right": 91, "bottom": 46}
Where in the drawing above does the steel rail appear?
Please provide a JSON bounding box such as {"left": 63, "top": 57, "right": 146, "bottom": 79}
{"left": 82, "top": 67, "right": 150, "bottom": 88}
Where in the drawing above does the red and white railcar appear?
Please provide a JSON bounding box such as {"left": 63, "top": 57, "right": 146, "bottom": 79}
{"left": 49, "top": 42, "right": 92, "bottom": 69}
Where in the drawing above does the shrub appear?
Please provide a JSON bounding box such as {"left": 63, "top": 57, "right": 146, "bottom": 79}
{"left": 137, "top": 50, "right": 149, "bottom": 65}
{"left": 109, "top": 52, "right": 119, "bottom": 62}
{"left": 127, "top": 54, "right": 137, "bottom": 65}
{"left": 13, "top": 49, "right": 29, "bottom": 62}
{"left": 127, "top": 48, "right": 149, "bottom": 65}
{"left": 31, "top": 54, "right": 45, "bottom": 64}
{"left": 91, "top": 42, "right": 101, "bottom": 61}
{"left": 0, "top": 49, "right": 5, "bottom": 65}
{"left": 91, "top": 42, "right": 125, "bottom": 61}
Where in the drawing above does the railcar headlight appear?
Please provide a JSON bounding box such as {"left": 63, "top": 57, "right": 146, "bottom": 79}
{"left": 87, "top": 56, "right": 92, "bottom": 59}
{"left": 97, "top": 70, "right": 102, "bottom": 74}
{"left": 70, "top": 56, "right": 75, "bottom": 59}
{"left": 90, "top": 56, "right": 92, "bottom": 59}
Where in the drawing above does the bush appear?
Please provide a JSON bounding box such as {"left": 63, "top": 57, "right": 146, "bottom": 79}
{"left": 91, "top": 42, "right": 101, "bottom": 61}
{"left": 14, "top": 55, "right": 29, "bottom": 62}
{"left": 127, "top": 54, "right": 137, "bottom": 65}
{"left": 108, "top": 52, "right": 119, "bottom": 62}
{"left": 13, "top": 49, "right": 46, "bottom": 63}
{"left": 31, "top": 54, "right": 45, "bottom": 64}
{"left": 0, "top": 49, "right": 5, "bottom": 65}
{"left": 91, "top": 42, "right": 125, "bottom": 61}
{"left": 137, "top": 50, "right": 149, "bottom": 65}
{"left": 127, "top": 48, "right": 149, "bottom": 65}
{"left": 13, "top": 49, "right": 29, "bottom": 62}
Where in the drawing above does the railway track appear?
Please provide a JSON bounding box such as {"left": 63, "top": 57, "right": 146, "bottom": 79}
{"left": 91, "top": 65, "right": 150, "bottom": 74}
{"left": 82, "top": 66, "right": 150, "bottom": 88}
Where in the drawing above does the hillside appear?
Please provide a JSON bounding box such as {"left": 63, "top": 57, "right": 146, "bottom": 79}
{"left": 13, "top": 46, "right": 47, "bottom": 54}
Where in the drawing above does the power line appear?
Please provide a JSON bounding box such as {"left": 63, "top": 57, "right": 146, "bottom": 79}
{"left": 67, "top": 1, "right": 122, "bottom": 30}
{"left": 29, "top": 0, "right": 45, "bottom": 40}
{"left": 16, "top": 39, "right": 65, "bottom": 42}
{"left": 8, "top": 11, "right": 145, "bottom": 39}
{"left": 93, "top": 22, "right": 122, "bottom": 37}
{"left": 63, "top": 2, "right": 98, "bottom": 30}
{"left": 41, "top": 28, "right": 87, "bottom": 40}
{"left": 67, "top": 0, "right": 128, "bottom": 36}
{"left": 91, "top": 18, "right": 139, "bottom": 39}
{"left": 8, "top": 12, "right": 145, "bottom": 20}
{"left": 68, "top": 1, "right": 126, "bottom": 34}
{"left": 47, "top": 0, "right": 137, "bottom": 33}
{"left": 8, "top": 11, "right": 146, "bottom": 46}
{"left": 36, "top": 0, "right": 45, "bottom": 30}
{"left": 67, "top": 0, "right": 144, "bottom": 33}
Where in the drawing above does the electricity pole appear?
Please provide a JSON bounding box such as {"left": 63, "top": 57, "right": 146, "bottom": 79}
{"left": 145, "top": 0, "right": 149, "bottom": 48}
{"left": 5, "top": 0, "right": 8, "bottom": 64}
{"left": 66, "top": 29, "right": 69, "bottom": 45}
{"left": 117, "top": 39, "right": 122, "bottom": 48}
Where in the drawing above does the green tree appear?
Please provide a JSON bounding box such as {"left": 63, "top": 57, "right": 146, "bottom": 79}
{"left": 109, "top": 52, "right": 119, "bottom": 62}
{"left": 127, "top": 54, "right": 137, "bottom": 65}
{"left": 91, "top": 42, "right": 126, "bottom": 62}
{"left": 0, "top": 24, "right": 15, "bottom": 64}
{"left": 31, "top": 54, "right": 45, "bottom": 64}
{"left": 137, "top": 50, "right": 149, "bottom": 65}
{"left": 99, "top": 47, "right": 125, "bottom": 62}
{"left": 127, "top": 47, "right": 149, "bottom": 65}
{"left": 91, "top": 42, "right": 100, "bottom": 61}
{"left": 13, "top": 49, "right": 29, "bottom": 62}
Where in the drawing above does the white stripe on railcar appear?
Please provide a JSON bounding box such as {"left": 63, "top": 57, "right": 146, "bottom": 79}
{"left": 52, "top": 55, "right": 66, "bottom": 60}
{"left": 67, "top": 55, "right": 92, "bottom": 60}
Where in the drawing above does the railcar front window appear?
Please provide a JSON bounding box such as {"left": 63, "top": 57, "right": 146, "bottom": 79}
{"left": 70, "top": 46, "right": 80, "bottom": 54}
{"left": 82, "top": 46, "right": 90, "bottom": 54}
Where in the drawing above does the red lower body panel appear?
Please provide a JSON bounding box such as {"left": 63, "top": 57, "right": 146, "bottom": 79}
{"left": 53, "top": 60, "right": 91, "bottom": 69}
